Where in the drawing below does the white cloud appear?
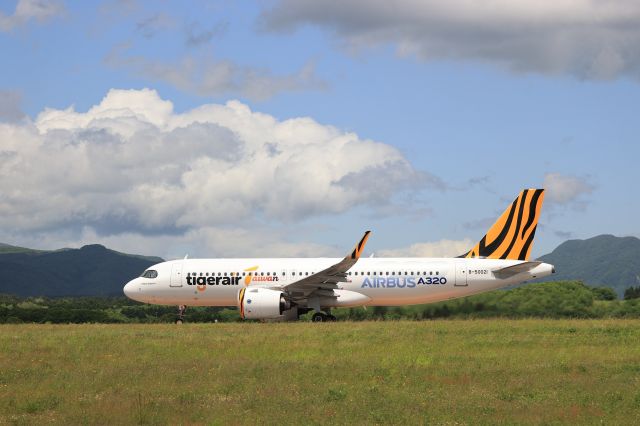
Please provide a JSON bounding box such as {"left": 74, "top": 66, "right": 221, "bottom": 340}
{"left": 8, "top": 226, "right": 341, "bottom": 260}
{"left": 260, "top": 0, "right": 640, "bottom": 80}
{"left": 0, "top": 88, "right": 434, "bottom": 256}
{"left": 378, "top": 239, "right": 473, "bottom": 258}
{"left": 543, "top": 173, "right": 593, "bottom": 205}
{"left": 106, "top": 45, "right": 327, "bottom": 101}
{"left": 0, "top": 90, "right": 25, "bottom": 122}
{"left": 0, "top": 0, "right": 64, "bottom": 32}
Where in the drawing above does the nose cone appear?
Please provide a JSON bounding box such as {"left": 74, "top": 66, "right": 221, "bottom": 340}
{"left": 123, "top": 280, "right": 136, "bottom": 299}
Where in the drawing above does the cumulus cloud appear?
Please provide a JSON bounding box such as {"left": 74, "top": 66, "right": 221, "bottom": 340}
{"left": 543, "top": 173, "right": 594, "bottom": 206}
{"left": 106, "top": 45, "right": 327, "bottom": 101}
{"left": 378, "top": 239, "right": 473, "bottom": 258}
{"left": 0, "top": 89, "right": 432, "bottom": 255}
{"left": 0, "top": 90, "right": 25, "bottom": 122}
{"left": 260, "top": 0, "right": 640, "bottom": 80}
{"left": 8, "top": 226, "right": 342, "bottom": 260}
{"left": 0, "top": 0, "right": 64, "bottom": 31}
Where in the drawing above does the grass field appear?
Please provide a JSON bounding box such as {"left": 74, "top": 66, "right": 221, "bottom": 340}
{"left": 1, "top": 320, "right": 640, "bottom": 425}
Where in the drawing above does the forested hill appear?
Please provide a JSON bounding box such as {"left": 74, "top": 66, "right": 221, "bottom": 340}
{"left": 0, "top": 244, "right": 163, "bottom": 297}
{"left": 538, "top": 234, "right": 640, "bottom": 296}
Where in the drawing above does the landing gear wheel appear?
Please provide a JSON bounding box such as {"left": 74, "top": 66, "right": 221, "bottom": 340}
{"left": 176, "top": 305, "right": 186, "bottom": 324}
{"left": 327, "top": 314, "right": 337, "bottom": 322}
{"left": 312, "top": 312, "right": 327, "bottom": 322}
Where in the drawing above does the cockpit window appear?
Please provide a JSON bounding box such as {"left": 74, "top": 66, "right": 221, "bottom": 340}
{"left": 140, "top": 270, "right": 158, "bottom": 279}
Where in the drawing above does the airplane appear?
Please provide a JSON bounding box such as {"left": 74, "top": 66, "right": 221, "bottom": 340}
{"left": 123, "top": 189, "right": 555, "bottom": 322}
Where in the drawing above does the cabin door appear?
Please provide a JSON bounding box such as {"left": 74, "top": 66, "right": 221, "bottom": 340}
{"left": 454, "top": 261, "right": 468, "bottom": 287}
{"left": 170, "top": 262, "right": 184, "bottom": 287}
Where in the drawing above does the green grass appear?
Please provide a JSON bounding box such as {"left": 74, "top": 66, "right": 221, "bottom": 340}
{"left": 1, "top": 320, "right": 640, "bottom": 425}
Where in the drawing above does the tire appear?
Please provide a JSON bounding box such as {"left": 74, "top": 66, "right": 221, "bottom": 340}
{"left": 176, "top": 318, "right": 184, "bottom": 324}
{"left": 311, "top": 313, "right": 326, "bottom": 322}
{"left": 327, "top": 315, "right": 337, "bottom": 322}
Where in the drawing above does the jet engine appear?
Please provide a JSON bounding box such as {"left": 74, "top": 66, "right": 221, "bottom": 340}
{"left": 238, "top": 287, "right": 291, "bottom": 319}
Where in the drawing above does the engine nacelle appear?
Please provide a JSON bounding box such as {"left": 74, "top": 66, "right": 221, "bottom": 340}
{"left": 237, "top": 287, "right": 291, "bottom": 320}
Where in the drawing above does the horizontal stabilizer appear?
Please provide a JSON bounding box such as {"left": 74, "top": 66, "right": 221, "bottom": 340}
{"left": 493, "top": 261, "right": 541, "bottom": 279}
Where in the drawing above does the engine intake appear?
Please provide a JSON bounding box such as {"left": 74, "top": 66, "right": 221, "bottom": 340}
{"left": 238, "top": 287, "right": 291, "bottom": 320}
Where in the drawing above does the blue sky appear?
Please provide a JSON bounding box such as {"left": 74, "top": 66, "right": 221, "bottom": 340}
{"left": 1, "top": 0, "right": 638, "bottom": 259}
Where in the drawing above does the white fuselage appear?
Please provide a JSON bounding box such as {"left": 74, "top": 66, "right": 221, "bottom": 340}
{"left": 123, "top": 257, "right": 554, "bottom": 308}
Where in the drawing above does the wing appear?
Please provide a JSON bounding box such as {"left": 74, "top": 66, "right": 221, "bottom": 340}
{"left": 283, "top": 231, "right": 371, "bottom": 301}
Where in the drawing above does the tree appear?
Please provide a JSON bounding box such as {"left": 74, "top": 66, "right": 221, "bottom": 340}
{"left": 591, "top": 287, "right": 617, "bottom": 301}
{"left": 624, "top": 286, "right": 640, "bottom": 300}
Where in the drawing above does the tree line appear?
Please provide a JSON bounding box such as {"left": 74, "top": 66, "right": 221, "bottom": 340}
{"left": 1, "top": 281, "right": 640, "bottom": 324}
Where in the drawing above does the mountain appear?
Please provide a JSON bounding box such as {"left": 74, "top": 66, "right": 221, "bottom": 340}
{"left": 0, "top": 243, "right": 43, "bottom": 254}
{"left": 538, "top": 234, "right": 640, "bottom": 296}
{"left": 0, "top": 244, "right": 163, "bottom": 297}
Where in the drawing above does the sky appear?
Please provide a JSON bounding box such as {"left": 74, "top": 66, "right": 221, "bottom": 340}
{"left": 0, "top": 0, "right": 639, "bottom": 260}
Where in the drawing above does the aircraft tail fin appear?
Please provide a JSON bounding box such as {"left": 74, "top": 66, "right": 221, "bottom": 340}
{"left": 460, "top": 189, "right": 545, "bottom": 261}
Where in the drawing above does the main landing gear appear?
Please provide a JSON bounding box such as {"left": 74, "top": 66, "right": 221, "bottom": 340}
{"left": 176, "top": 305, "right": 186, "bottom": 324}
{"left": 311, "top": 312, "right": 337, "bottom": 322}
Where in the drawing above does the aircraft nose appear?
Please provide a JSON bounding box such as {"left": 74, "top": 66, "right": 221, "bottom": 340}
{"left": 123, "top": 280, "right": 136, "bottom": 299}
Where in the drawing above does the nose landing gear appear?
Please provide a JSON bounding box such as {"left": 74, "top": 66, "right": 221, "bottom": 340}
{"left": 176, "top": 305, "right": 187, "bottom": 324}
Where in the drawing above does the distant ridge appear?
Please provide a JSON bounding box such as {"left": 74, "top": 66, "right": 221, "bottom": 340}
{"left": 0, "top": 243, "right": 42, "bottom": 254}
{"left": 538, "top": 234, "right": 640, "bottom": 296}
{"left": 0, "top": 244, "right": 163, "bottom": 297}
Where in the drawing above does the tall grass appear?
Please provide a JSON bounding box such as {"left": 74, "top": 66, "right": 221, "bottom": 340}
{"left": 1, "top": 320, "right": 639, "bottom": 424}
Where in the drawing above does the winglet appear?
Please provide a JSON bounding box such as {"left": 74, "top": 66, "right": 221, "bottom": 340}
{"left": 350, "top": 231, "right": 371, "bottom": 260}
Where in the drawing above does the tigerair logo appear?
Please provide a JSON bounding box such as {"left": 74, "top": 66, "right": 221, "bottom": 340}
{"left": 243, "top": 266, "right": 279, "bottom": 286}
{"left": 186, "top": 266, "right": 279, "bottom": 292}
{"left": 186, "top": 273, "right": 241, "bottom": 292}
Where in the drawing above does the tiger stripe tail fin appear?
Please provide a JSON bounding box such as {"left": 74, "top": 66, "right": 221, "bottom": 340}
{"left": 460, "top": 189, "right": 545, "bottom": 261}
